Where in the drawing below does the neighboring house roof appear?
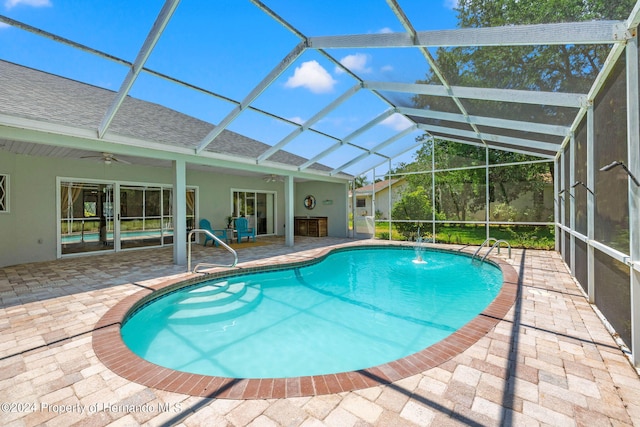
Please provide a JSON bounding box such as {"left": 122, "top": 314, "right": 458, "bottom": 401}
{"left": 351, "top": 178, "right": 406, "bottom": 196}
{"left": 0, "top": 60, "right": 338, "bottom": 174}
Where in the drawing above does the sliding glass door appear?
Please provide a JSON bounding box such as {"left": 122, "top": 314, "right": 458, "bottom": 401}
{"left": 232, "top": 190, "right": 276, "bottom": 236}
{"left": 119, "top": 185, "right": 163, "bottom": 249}
{"left": 60, "top": 179, "right": 196, "bottom": 256}
{"left": 60, "top": 182, "right": 115, "bottom": 255}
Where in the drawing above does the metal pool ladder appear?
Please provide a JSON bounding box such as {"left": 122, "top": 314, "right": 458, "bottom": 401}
{"left": 471, "top": 237, "right": 511, "bottom": 262}
{"left": 187, "top": 228, "right": 238, "bottom": 273}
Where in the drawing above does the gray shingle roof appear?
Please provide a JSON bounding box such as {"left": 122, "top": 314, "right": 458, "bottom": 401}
{"left": 0, "top": 60, "right": 335, "bottom": 173}
{"left": 354, "top": 178, "right": 405, "bottom": 195}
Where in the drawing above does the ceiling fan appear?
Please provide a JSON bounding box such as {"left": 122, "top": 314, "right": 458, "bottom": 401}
{"left": 262, "top": 174, "right": 284, "bottom": 183}
{"left": 80, "top": 152, "right": 131, "bottom": 165}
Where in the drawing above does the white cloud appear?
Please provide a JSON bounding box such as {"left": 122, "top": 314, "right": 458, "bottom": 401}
{"left": 335, "top": 53, "right": 372, "bottom": 75}
{"left": 381, "top": 113, "right": 413, "bottom": 131}
{"left": 284, "top": 60, "right": 337, "bottom": 94}
{"left": 381, "top": 64, "right": 394, "bottom": 73}
{"left": 378, "top": 27, "right": 393, "bottom": 34}
{"left": 443, "top": 0, "right": 459, "bottom": 10}
{"left": 5, "top": 0, "right": 51, "bottom": 9}
{"left": 287, "top": 116, "right": 305, "bottom": 125}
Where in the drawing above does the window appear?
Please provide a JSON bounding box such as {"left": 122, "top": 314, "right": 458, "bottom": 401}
{"left": 356, "top": 198, "right": 366, "bottom": 208}
{"left": 0, "top": 174, "right": 8, "bottom": 212}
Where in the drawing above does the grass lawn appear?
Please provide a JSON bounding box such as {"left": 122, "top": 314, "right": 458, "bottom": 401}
{"left": 373, "top": 222, "right": 555, "bottom": 250}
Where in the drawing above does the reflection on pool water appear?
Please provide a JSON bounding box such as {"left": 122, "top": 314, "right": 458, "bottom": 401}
{"left": 122, "top": 247, "right": 502, "bottom": 378}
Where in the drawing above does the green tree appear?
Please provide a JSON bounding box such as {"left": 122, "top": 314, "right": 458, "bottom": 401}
{"left": 353, "top": 175, "right": 368, "bottom": 189}
{"left": 394, "top": 136, "right": 551, "bottom": 222}
{"left": 416, "top": 0, "right": 635, "bottom": 122}
{"left": 394, "top": 0, "right": 630, "bottom": 223}
{"left": 391, "top": 186, "right": 441, "bottom": 238}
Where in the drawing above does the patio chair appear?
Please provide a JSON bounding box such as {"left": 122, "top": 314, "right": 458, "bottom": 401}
{"left": 198, "top": 218, "right": 227, "bottom": 247}
{"left": 235, "top": 217, "right": 256, "bottom": 243}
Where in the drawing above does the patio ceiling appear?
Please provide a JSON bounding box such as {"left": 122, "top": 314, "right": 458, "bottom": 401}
{"left": 1, "top": 0, "right": 640, "bottom": 179}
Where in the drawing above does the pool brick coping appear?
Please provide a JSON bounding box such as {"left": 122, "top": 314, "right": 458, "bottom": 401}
{"left": 92, "top": 242, "right": 519, "bottom": 399}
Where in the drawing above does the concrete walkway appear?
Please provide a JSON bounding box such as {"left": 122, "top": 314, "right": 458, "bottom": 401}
{"left": 1, "top": 237, "right": 639, "bottom": 426}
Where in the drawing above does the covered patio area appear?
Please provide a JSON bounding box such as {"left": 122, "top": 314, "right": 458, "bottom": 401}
{"left": 1, "top": 238, "right": 638, "bottom": 426}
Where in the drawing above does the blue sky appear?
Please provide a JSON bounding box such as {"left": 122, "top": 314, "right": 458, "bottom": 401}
{"left": 0, "top": 0, "right": 460, "bottom": 179}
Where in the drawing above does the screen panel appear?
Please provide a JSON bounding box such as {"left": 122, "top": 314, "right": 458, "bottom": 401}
{"left": 594, "top": 249, "right": 631, "bottom": 350}
{"left": 594, "top": 55, "right": 629, "bottom": 255}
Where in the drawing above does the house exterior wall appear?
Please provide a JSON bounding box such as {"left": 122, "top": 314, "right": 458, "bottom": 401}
{"left": 349, "top": 181, "right": 408, "bottom": 219}
{"left": 295, "top": 181, "right": 348, "bottom": 237}
{"left": 371, "top": 183, "right": 407, "bottom": 219}
{"left": 0, "top": 151, "right": 348, "bottom": 268}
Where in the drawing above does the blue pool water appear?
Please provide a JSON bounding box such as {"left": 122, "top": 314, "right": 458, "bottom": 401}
{"left": 122, "top": 247, "right": 502, "bottom": 378}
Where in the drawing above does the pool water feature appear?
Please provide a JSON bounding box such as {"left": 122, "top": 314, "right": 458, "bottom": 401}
{"left": 121, "top": 247, "right": 503, "bottom": 379}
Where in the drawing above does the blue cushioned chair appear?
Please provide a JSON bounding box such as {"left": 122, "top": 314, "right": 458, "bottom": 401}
{"left": 235, "top": 217, "right": 256, "bottom": 243}
{"left": 198, "top": 218, "right": 227, "bottom": 246}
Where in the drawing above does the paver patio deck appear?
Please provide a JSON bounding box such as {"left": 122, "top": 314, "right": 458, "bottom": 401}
{"left": 1, "top": 236, "right": 639, "bottom": 426}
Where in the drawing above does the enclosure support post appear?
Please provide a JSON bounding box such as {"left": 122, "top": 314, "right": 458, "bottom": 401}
{"left": 372, "top": 167, "right": 376, "bottom": 231}
{"left": 626, "top": 33, "right": 640, "bottom": 367}
{"left": 569, "top": 133, "right": 576, "bottom": 276}
{"left": 586, "top": 106, "right": 595, "bottom": 303}
{"left": 284, "top": 175, "right": 294, "bottom": 247}
{"left": 554, "top": 158, "right": 560, "bottom": 252}
{"left": 560, "top": 148, "right": 566, "bottom": 259}
{"left": 485, "top": 146, "right": 490, "bottom": 242}
{"left": 432, "top": 139, "right": 436, "bottom": 242}
{"left": 172, "top": 159, "right": 186, "bottom": 266}
{"left": 388, "top": 159, "right": 392, "bottom": 240}
{"left": 351, "top": 180, "right": 356, "bottom": 238}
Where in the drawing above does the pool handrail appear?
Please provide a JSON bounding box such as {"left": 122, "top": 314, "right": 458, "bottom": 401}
{"left": 187, "top": 228, "right": 238, "bottom": 273}
{"left": 472, "top": 237, "right": 511, "bottom": 261}
{"left": 481, "top": 239, "right": 511, "bottom": 262}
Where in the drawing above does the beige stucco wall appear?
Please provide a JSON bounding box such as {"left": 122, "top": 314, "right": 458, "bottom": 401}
{"left": 349, "top": 182, "right": 408, "bottom": 219}
{"left": 0, "top": 151, "right": 349, "bottom": 268}
{"left": 294, "top": 181, "right": 349, "bottom": 237}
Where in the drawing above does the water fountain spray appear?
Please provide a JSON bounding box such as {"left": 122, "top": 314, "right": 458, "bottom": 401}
{"left": 413, "top": 226, "right": 427, "bottom": 264}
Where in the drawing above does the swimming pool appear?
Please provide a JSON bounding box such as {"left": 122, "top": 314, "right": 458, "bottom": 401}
{"left": 94, "top": 242, "right": 518, "bottom": 398}
{"left": 121, "top": 246, "right": 503, "bottom": 379}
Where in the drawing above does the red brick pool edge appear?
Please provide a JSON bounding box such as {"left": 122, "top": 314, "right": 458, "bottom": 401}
{"left": 92, "top": 244, "right": 519, "bottom": 399}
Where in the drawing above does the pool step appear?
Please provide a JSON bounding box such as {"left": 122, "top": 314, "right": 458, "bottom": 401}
{"left": 184, "top": 281, "right": 230, "bottom": 295}
{"left": 178, "top": 282, "right": 246, "bottom": 307}
{"left": 168, "top": 284, "right": 262, "bottom": 323}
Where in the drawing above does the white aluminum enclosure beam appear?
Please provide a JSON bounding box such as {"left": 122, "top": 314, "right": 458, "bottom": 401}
{"left": 424, "top": 133, "right": 554, "bottom": 159}
{"left": 331, "top": 125, "right": 417, "bottom": 175}
{"left": 557, "top": 40, "right": 629, "bottom": 158}
{"left": 354, "top": 134, "right": 553, "bottom": 183}
{"left": 627, "top": 0, "right": 640, "bottom": 28}
{"left": 172, "top": 158, "right": 187, "bottom": 266}
{"left": 416, "top": 123, "right": 560, "bottom": 153}
{"left": 0, "top": 13, "right": 333, "bottom": 145}
{"left": 358, "top": 139, "right": 425, "bottom": 178}
{"left": 249, "top": 0, "right": 307, "bottom": 41}
{"left": 587, "top": 106, "right": 595, "bottom": 302}
{"left": 0, "top": 14, "right": 131, "bottom": 67}
{"left": 98, "top": 0, "right": 180, "bottom": 138}
{"left": 196, "top": 41, "right": 307, "bottom": 153}
{"left": 570, "top": 133, "right": 576, "bottom": 276}
{"left": 308, "top": 20, "right": 629, "bottom": 49}
{"left": 298, "top": 109, "right": 396, "bottom": 171}
{"left": 386, "top": 0, "right": 485, "bottom": 147}
{"left": 257, "top": 84, "right": 361, "bottom": 163}
{"left": 364, "top": 81, "right": 587, "bottom": 108}
{"left": 398, "top": 106, "right": 570, "bottom": 137}
{"left": 626, "top": 33, "right": 640, "bottom": 367}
